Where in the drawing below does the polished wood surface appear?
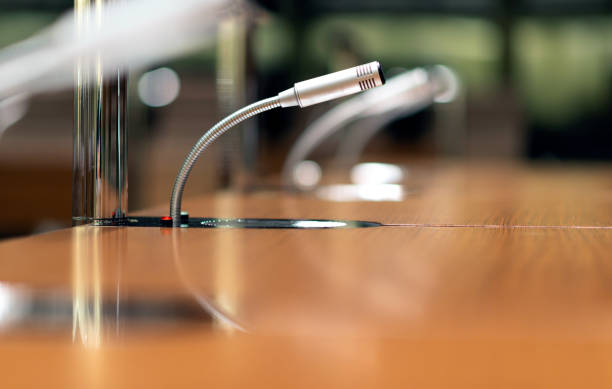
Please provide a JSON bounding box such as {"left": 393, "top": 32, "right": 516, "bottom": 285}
{"left": 144, "top": 162, "right": 612, "bottom": 227}
{"left": 0, "top": 163, "right": 611, "bottom": 388}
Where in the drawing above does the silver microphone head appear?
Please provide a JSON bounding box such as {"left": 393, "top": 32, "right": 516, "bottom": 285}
{"left": 278, "top": 61, "right": 385, "bottom": 108}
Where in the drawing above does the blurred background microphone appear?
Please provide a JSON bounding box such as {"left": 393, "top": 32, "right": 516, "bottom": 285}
{"left": 282, "top": 65, "right": 459, "bottom": 190}
{"left": 0, "top": 0, "right": 233, "bottom": 100}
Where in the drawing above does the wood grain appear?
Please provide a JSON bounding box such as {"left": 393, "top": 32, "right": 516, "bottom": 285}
{"left": 141, "top": 162, "right": 612, "bottom": 227}
{"left": 0, "top": 225, "right": 611, "bottom": 335}
{"left": 0, "top": 163, "right": 611, "bottom": 387}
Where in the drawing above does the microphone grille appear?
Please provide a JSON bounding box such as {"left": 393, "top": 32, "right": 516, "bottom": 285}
{"left": 356, "top": 62, "right": 384, "bottom": 91}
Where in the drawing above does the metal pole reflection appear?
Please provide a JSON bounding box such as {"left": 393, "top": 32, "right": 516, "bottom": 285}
{"left": 72, "top": 226, "right": 102, "bottom": 347}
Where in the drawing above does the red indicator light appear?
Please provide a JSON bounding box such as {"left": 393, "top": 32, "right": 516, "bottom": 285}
{"left": 161, "top": 216, "right": 172, "bottom": 221}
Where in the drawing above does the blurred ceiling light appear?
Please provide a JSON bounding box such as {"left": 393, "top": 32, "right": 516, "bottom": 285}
{"left": 350, "top": 162, "right": 404, "bottom": 185}
{"left": 138, "top": 67, "right": 181, "bottom": 108}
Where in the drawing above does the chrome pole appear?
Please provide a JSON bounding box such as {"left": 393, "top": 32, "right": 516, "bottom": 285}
{"left": 73, "top": 0, "right": 128, "bottom": 225}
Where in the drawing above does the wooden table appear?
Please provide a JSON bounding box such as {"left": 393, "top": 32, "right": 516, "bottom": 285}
{"left": 0, "top": 162, "right": 611, "bottom": 388}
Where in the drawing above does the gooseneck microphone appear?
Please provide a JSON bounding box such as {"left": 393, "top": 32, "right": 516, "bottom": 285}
{"left": 277, "top": 62, "right": 385, "bottom": 108}
{"left": 281, "top": 65, "right": 459, "bottom": 188}
{"left": 170, "top": 62, "right": 386, "bottom": 226}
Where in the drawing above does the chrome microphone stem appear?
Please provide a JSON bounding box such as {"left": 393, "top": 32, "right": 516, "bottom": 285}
{"left": 170, "top": 96, "right": 281, "bottom": 226}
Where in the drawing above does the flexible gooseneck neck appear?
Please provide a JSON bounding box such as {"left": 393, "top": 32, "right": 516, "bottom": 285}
{"left": 170, "top": 62, "right": 385, "bottom": 226}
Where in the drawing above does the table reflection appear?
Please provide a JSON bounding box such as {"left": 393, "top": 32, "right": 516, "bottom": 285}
{"left": 0, "top": 222, "right": 441, "bottom": 341}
